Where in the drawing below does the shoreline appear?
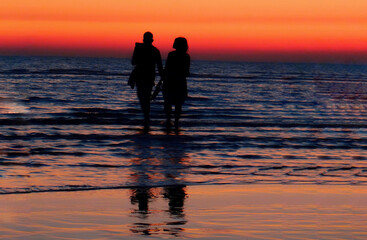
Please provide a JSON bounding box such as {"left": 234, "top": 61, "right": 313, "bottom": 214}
{"left": 1, "top": 184, "right": 367, "bottom": 239}
{"left": 2, "top": 181, "right": 367, "bottom": 195}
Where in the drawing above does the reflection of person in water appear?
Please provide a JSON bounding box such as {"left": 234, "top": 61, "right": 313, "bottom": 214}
{"left": 130, "top": 187, "right": 155, "bottom": 219}
{"left": 129, "top": 139, "right": 157, "bottom": 220}
{"left": 131, "top": 31, "right": 164, "bottom": 128}
{"left": 163, "top": 37, "right": 191, "bottom": 129}
{"left": 163, "top": 185, "right": 187, "bottom": 218}
{"left": 129, "top": 136, "right": 188, "bottom": 236}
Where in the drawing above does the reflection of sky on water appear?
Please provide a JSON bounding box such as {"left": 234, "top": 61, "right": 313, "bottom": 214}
{"left": 1, "top": 57, "right": 367, "bottom": 238}
{"left": 1, "top": 58, "right": 367, "bottom": 194}
{"left": 0, "top": 96, "right": 30, "bottom": 114}
{"left": 1, "top": 185, "right": 367, "bottom": 239}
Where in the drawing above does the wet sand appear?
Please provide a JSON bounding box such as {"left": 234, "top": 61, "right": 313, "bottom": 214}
{"left": 1, "top": 184, "right": 367, "bottom": 239}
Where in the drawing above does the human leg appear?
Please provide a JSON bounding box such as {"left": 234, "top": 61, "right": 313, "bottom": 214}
{"left": 164, "top": 100, "right": 172, "bottom": 126}
{"left": 174, "top": 104, "right": 182, "bottom": 128}
{"left": 137, "top": 84, "right": 152, "bottom": 127}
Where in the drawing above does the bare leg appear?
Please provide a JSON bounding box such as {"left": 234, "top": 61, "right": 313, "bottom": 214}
{"left": 174, "top": 104, "right": 182, "bottom": 129}
{"left": 164, "top": 100, "right": 172, "bottom": 127}
{"left": 137, "top": 84, "right": 152, "bottom": 128}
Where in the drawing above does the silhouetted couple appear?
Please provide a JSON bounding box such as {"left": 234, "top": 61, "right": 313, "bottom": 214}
{"left": 131, "top": 32, "right": 190, "bottom": 130}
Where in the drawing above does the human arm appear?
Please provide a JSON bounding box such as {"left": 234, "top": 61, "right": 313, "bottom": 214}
{"left": 185, "top": 54, "right": 191, "bottom": 77}
{"left": 156, "top": 49, "right": 164, "bottom": 77}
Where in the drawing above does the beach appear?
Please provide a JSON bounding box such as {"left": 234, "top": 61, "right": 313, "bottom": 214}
{"left": 1, "top": 184, "right": 367, "bottom": 239}
{"left": 1, "top": 56, "right": 367, "bottom": 238}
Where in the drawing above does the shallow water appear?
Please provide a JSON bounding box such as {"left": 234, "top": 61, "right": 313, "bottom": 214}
{"left": 1, "top": 56, "right": 367, "bottom": 194}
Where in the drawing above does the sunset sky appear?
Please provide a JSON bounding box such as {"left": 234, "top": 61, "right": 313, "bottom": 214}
{"left": 1, "top": 0, "right": 367, "bottom": 63}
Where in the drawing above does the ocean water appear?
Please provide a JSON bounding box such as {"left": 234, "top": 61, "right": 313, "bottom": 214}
{"left": 1, "top": 56, "right": 367, "bottom": 194}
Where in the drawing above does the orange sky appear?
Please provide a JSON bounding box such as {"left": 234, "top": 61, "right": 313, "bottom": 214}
{"left": 1, "top": 0, "right": 367, "bottom": 63}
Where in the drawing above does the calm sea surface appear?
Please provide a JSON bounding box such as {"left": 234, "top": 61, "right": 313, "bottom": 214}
{"left": 1, "top": 56, "right": 367, "bottom": 194}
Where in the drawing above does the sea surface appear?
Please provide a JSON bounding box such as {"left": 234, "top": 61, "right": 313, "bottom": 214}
{"left": 1, "top": 56, "right": 367, "bottom": 194}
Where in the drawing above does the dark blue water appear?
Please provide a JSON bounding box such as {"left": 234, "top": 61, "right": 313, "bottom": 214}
{"left": 1, "top": 56, "right": 367, "bottom": 194}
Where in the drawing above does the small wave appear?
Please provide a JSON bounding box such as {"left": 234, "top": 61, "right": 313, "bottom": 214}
{"left": 0, "top": 116, "right": 138, "bottom": 126}
{"left": 259, "top": 166, "right": 288, "bottom": 170}
{"left": 68, "top": 107, "right": 128, "bottom": 118}
{"left": 30, "top": 148, "right": 86, "bottom": 156}
{"left": 190, "top": 73, "right": 259, "bottom": 80}
{"left": 1, "top": 116, "right": 367, "bottom": 130}
{"left": 186, "top": 96, "right": 211, "bottom": 101}
{"left": 0, "top": 68, "right": 130, "bottom": 76}
{"left": 25, "top": 96, "right": 69, "bottom": 103}
{"left": 0, "top": 183, "right": 188, "bottom": 195}
{"left": 0, "top": 96, "right": 30, "bottom": 114}
{"left": 0, "top": 160, "right": 47, "bottom": 167}
{"left": 238, "top": 154, "right": 267, "bottom": 159}
{"left": 3, "top": 178, "right": 367, "bottom": 195}
{"left": 293, "top": 166, "right": 323, "bottom": 171}
{"left": 1, "top": 69, "right": 30, "bottom": 74}
{"left": 43, "top": 68, "right": 108, "bottom": 75}
{"left": 0, "top": 68, "right": 264, "bottom": 80}
{"left": 68, "top": 163, "right": 128, "bottom": 168}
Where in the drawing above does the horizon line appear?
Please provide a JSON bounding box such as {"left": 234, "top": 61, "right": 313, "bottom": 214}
{"left": 1, "top": 53, "right": 367, "bottom": 66}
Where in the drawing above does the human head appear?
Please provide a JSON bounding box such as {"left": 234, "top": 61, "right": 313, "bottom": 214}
{"left": 143, "top": 32, "right": 154, "bottom": 44}
{"left": 173, "top": 37, "right": 188, "bottom": 52}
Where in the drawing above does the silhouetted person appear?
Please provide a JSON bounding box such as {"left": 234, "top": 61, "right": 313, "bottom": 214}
{"left": 130, "top": 187, "right": 153, "bottom": 218}
{"left": 163, "top": 185, "right": 187, "bottom": 218}
{"left": 132, "top": 32, "right": 163, "bottom": 129}
{"left": 163, "top": 37, "right": 190, "bottom": 129}
{"left": 129, "top": 186, "right": 155, "bottom": 235}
